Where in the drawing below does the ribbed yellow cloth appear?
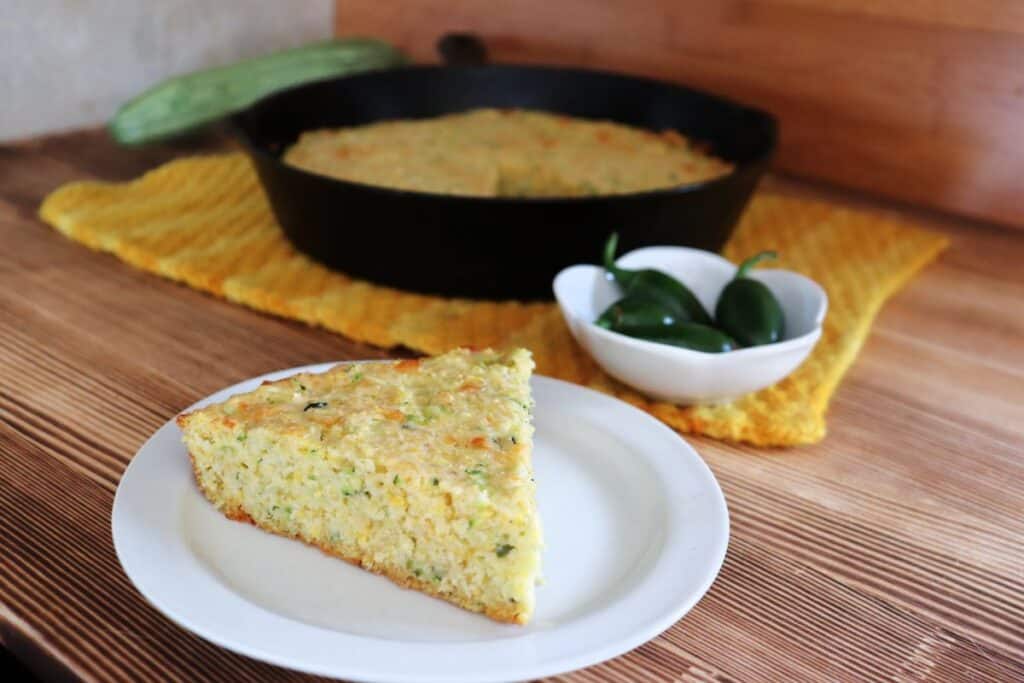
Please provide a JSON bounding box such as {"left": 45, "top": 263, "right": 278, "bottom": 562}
{"left": 39, "top": 153, "right": 947, "bottom": 445}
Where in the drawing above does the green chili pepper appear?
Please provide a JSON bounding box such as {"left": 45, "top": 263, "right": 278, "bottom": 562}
{"left": 602, "top": 233, "right": 712, "bottom": 325}
{"left": 639, "top": 324, "right": 737, "bottom": 353}
{"left": 595, "top": 296, "right": 736, "bottom": 351}
{"left": 714, "top": 251, "right": 785, "bottom": 346}
{"left": 595, "top": 296, "right": 679, "bottom": 331}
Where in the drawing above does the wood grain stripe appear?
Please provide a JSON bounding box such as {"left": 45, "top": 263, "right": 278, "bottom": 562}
{"left": 0, "top": 433, "right": 210, "bottom": 681}
{"left": 0, "top": 601, "right": 87, "bottom": 683}
{"left": 723, "top": 475, "right": 1024, "bottom": 653}
{"left": 0, "top": 391, "right": 122, "bottom": 489}
{"left": 699, "top": 539, "right": 1023, "bottom": 681}
{"left": 0, "top": 422, "right": 328, "bottom": 682}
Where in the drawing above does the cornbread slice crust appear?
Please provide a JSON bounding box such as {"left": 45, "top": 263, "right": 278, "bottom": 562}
{"left": 177, "top": 348, "right": 541, "bottom": 623}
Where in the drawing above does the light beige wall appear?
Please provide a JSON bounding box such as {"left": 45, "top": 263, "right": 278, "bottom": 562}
{"left": 1, "top": 0, "right": 334, "bottom": 141}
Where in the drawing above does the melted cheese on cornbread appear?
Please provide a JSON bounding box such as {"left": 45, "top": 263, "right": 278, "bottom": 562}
{"left": 284, "top": 108, "right": 732, "bottom": 197}
{"left": 177, "top": 348, "right": 541, "bottom": 623}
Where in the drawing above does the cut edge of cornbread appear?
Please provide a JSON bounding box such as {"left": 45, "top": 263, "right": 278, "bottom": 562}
{"left": 207, "top": 500, "right": 528, "bottom": 624}
{"left": 176, "top": 348, "right": 541, "bottom": 624}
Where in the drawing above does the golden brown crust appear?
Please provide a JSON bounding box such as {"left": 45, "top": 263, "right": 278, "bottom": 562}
{"left": 185, "top": 451, "right": 527, "bottom": 625}
{"left": 284, "top": 109, "right": 731, "bottom": 198}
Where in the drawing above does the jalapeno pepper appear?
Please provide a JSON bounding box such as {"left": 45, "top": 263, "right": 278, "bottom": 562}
{"left": 714, "top": 251, "right": 785, "bottom": 346}
{"left": 595, "top": 296, "right": 677, "bottom": 331}
{"left": 595, "top": 296, "right": 736, "bottom": 352}
{"left": 602, "top": 233, "right": 712, "bottom": 325}
{"left": 637, "top": 326, "right": 736, "bottom": 353}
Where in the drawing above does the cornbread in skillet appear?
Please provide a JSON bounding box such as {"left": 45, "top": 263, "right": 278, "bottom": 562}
{"left": 176, "top": 348, "right": 541, "bottom": 624}
{"left": 283, "top": 108, "right": 732, "bottom": 197}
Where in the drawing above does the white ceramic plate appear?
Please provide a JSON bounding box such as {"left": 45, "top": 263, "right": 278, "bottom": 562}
{"left": 113, "top": 363, "right": 729, "bottom": 683}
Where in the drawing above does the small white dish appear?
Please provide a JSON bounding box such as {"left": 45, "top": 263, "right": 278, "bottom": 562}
{"left": 112, "top": 363, "right": 729, "bottom": 683}
{"left": 554, "top": 246, "right": 828, "bottom": 404}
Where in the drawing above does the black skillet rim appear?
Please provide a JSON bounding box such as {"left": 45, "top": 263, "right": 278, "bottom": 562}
{"left": 229, "top": 63, "right": 778, "bottom": 205}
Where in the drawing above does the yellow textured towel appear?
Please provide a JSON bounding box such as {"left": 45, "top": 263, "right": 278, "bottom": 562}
{"left": 39, "top": 153, "right": 947, "bottom": 445}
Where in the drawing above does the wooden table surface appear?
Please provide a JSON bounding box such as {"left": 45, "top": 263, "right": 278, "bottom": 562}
{"left": 1, "top": 129, "right": 1022, "bottom": 682}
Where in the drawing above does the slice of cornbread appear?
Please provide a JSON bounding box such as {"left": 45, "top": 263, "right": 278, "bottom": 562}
{"left": 177, "top": 348, "right": 541, "bottom": 623}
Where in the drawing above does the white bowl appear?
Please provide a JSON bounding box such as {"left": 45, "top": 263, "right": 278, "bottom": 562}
{"left": 553, "top": 246, "right": 828, "bottom": 404}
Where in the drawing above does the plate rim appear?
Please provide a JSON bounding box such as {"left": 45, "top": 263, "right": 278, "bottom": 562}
{"left": 112, "top": 363, "right": 730, "bottom": 682}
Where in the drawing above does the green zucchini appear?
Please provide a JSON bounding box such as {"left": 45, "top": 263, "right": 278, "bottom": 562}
{"left": 109, "top": 37, "right": 406, "bottom": 145}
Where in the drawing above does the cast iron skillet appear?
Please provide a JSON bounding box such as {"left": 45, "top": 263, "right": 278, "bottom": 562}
{"left": 231, "top": 35, "right": 777, "bottom": 300}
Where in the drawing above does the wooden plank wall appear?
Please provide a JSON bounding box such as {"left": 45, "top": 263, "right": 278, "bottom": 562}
{"left": 335, "top": 0, "right": 1024, "bottom": 229}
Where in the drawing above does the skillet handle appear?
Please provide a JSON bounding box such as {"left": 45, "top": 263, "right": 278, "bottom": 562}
{"left": 437, "top": 33, "right": 488, "bottom": 65}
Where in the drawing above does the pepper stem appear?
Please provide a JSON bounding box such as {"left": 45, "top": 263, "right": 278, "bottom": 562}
{"left": 735, "top": 250, "right": 777, "bottom": 279}
{"left": 602, "top": 232, "right": 628, "bottom": 282}
{"left": 603, "top": 232, "right": 620, "bottom": 269}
